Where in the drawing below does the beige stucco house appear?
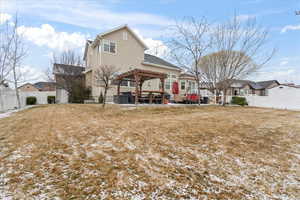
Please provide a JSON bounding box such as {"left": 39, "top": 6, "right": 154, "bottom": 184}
{"left": 83, "top": 25, "right": 197, "bottom": 102}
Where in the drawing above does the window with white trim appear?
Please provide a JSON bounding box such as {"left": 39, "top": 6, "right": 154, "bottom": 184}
{"left": 123, "top": 32, "right": 128, "bottom": 40}
{"left": 165, "top": 73, "right": 177, "bottom": 90}
{"left": 180, "top": 80, "right": 186, "bottom": 90}
{"left": 188, "top": 81, "right": 197, "bottom": 93}
{"left": 103, "top": 40, "right": 116, "bottom": 54}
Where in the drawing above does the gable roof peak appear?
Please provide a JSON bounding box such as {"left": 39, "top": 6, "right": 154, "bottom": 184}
{"left": 93, "top": 25, "right": 148, "bottom": 50}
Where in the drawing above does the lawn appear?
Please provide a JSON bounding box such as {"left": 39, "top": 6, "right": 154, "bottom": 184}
{"left": 0, "top": 104, "right": 299, "bottom": 199}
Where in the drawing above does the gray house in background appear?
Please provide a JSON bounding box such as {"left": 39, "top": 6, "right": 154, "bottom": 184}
{"left": 227, "top": 80, "right": 280, "bottom": 96}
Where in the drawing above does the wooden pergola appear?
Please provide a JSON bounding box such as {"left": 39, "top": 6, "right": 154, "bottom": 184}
{"left": 114, "top": 69, "right": 167, "bottom": 104}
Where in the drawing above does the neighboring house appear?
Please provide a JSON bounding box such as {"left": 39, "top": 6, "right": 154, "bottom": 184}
{"left": 34, "top": 82, "right": 56, "bottom": 91}
{"left": 226, "top": 79, "right": 280, "bottom": 97}
{"left": 18, "top": 83, "right": 40, "bottom": 92}
{"left": 83, "top": 25, "right": 195, "bottom": 101}
{"left": 18, "top": 82, "right": 56, "bottom": 92}
{"left": 53, "top": 64, "right": 85, "bottom": 103}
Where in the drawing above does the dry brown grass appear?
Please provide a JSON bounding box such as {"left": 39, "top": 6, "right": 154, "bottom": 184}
{"left": 0, "top": 104, "right": 299, "bottom": 199}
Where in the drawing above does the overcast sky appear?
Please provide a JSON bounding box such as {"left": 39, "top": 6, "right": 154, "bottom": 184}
{"left": 1, "top": 0, "right": 300, "bottom": 84}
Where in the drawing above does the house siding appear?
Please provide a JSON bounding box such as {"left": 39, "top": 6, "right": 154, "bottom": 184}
{"left": 87, "top": 27, "right": 184, "bottom": 101}
{"left": 18, "top": 84, "right": 39, "bottom": 92}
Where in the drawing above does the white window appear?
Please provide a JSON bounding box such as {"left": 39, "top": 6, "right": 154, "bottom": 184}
{"left": 123, "top": 32, "right": 128, "bottom": 40}
{"left": 165, "top": 82, "right": 170, "bottom": 90}
{"left": 103, "top": 40, "right": 116, "bottom": 54}
{"left": 180, "top": 80, "right": 186, "bottom": 90}
{"left": 165, "top": 73, "right": 177, "bottom": 90}
{"left": 188, "top": 81, "right": 196, "bottom": 94}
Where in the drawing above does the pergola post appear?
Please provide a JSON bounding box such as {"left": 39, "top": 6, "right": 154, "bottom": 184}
{"left": 160, "top": 78, "right": 165, "bottom": 104}
{"left": 139, "top": 80, "right": 144, "bottom": 97}
{"left": 134, "top": 73, "right": 140, "bottom": 105}
{"left": 117, "top": 80, "right": 121, "bottom": 96}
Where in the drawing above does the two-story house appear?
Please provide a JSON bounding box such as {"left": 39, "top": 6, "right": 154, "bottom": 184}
{"left": 83, "top": 25, "right": 197, "bottom": 102}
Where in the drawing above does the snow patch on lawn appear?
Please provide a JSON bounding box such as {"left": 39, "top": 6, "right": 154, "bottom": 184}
{"left": 0, "top": 106, "right": 35, "bottom": 119}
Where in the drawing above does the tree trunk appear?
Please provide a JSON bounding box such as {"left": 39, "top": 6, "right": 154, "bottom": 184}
{"left": 197, "top": 85, "right": 201, "bottom": 105}
{"left": 103, "top": 87, "right": 107, "bottom": 108}
{"left": 222, "top": 89, "right": 227, "bottom": 106}
{"left": 12, "top": 65, "right": 21, "bottom": 109}
{"left": 0, "top": 89, "right": 4, "bottom": 111}
{"left": 214, "top": 89, "right": 217, "bottom": 104}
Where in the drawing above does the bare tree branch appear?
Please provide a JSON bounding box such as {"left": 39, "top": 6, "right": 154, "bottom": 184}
{"left": 94, "top": 65, "right": 119, "bottom": 108}
{"left": 52, "top": 50, "right": 83, "bottom": 66}
{"left": 9, "top": 14, "right": 28, "bottom": 108}
{"left": 167, "top": 17, "right": 212, "bottom": 105}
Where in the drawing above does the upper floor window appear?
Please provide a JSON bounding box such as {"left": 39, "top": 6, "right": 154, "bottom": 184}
{"left": 103, "top": 40, "right": 116, "bottom": 54}
{"left": 123, "top": 32, "right": 128, "bottom": 40}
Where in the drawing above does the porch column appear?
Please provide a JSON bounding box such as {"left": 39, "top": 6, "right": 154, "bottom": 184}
{"left": 160, "top": 77, "right": 165, "bottom": 104}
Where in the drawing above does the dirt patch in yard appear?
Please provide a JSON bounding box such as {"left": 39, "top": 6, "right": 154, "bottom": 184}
{"left": 0, "top": 104, "right": 299, "bottom": 199}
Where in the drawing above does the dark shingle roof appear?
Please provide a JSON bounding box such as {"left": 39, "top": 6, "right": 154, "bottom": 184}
{"left": 144, "top": 54, "right": 180, "bottom": 70}
{"left": 231, "top": 79, "right": 279, "bottom": 90}
{"left": 53, "top": 64, "right": 85, "bottom": 76}
{"left": 33, "top": 82, "right": 56, "bottom": 91}
{"left": 256, "top": 80, "right": 279, "bottom": 89}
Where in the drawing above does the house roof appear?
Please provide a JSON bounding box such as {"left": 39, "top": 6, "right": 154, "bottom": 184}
{"left": 144, "top": 54, "right": 181, "bottom": 70}
{"left": 274, "top": 84, "right": 300, "bottom": 89}
{"left": 18, "top": 83, "right": 37, "bottom": 89}
{"left": 94, "top": 25, "right": 148, "bottom": 50}
{"left": 230, "top": 79, "right": 279, "bottom": 90}
{"left": 33, "top": 82, "right": 56, "bottom": 91}
{"left": 53, "top": 64, "right": 85, "bottom": 76}
{"left": 256, "top": 80, "right": 280, "bottom": 89}
{"left": 83, "top": 40, "right": 93, "bottom": 61}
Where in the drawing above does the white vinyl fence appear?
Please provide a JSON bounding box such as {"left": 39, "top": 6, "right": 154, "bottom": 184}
{"left": 0, "top": 90, "right": 56, "bottom": 112}
{"left": 245, "top": 86, "right": 300, "bottom": 110}
{"left": 226, "top": 85, "right": 300, "bottom": 110}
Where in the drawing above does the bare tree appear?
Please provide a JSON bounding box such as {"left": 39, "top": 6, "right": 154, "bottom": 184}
{"left": 198, "top": 52, "right": 221, "bottom": 103}
{"left": 52, "top": 50, "right": 83, "bottom": 66}
{"left": 0, "top": 20, "right": 14, "bottom": 110}
{"left": 199, "top": 51, "right": 256, "bottom": 104}
{"left": 94, "top": 65, "right": 119, "bottom": 108}
{"left": 9, "top": 15, "right": 28, "bottom": 109}
{"left": 199, "top": 15, "right": 275, "bottom": 105}
{"left": 0, "top": 21, "right": 13, "bottom": 85}
{"left": 168, "top": 17, "right": 212, "bottom": 105}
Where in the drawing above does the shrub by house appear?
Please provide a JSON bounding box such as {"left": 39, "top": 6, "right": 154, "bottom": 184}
{"left": 231, "top": 97, "right": 248, "bottom": 106}
{"left": 26, "top": 96, "right": 37, "bottom": 105}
